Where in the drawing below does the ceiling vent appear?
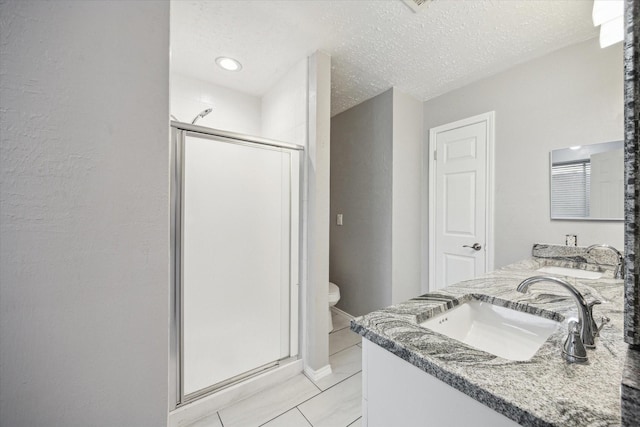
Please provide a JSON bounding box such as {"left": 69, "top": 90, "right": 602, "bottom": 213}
{"left": 401, "top": 0, "right": 433, "bottom": 13}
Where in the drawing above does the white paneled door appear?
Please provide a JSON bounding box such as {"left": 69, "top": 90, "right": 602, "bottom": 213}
{"left": 429, "top": 113, "right": 494, "bottom": 291}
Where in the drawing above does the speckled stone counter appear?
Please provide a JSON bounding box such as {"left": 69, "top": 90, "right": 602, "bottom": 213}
{"left": 352, "top": 257, "right": 627, "bottom": 427}
{"left": 622, "top": 347, "right": 640, "bottom": 425}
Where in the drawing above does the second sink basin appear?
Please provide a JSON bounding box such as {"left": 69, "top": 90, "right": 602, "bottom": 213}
{"left": 419, "top": 300, "right": 560, "bottom": 361}
{"left": 536, "top": 265, "right": 603, "bottom": 279}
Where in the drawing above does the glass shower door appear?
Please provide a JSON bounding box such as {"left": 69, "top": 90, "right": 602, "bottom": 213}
{"left": 178, "top": 131, "right": 298, "bottom": 400}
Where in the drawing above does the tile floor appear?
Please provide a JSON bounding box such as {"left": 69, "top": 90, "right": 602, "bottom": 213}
{"left": 187, "top": 310, "right": 363, "bottom": 427}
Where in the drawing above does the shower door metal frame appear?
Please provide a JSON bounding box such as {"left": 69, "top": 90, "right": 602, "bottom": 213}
{"left": 169, "top": 122, "right": 304, "bottom": 410}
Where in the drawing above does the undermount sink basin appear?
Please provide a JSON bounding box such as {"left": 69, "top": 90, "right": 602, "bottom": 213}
{"left": 419, "top": 300, "right": 560, "bottom": 361}
{"left": 536, "top": 265, "right": 603, "bottom": 279}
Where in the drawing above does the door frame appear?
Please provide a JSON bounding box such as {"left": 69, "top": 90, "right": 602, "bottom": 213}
{"left": 427, "top": 111, "right": 495, "bottom": 293}
{"left": 169, "top": 122, "right": 303, "bottom": 409}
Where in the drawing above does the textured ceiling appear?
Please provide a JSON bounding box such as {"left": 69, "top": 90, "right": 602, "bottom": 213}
{"left": 170, "top": 0, "right": 598, "bottom": 116}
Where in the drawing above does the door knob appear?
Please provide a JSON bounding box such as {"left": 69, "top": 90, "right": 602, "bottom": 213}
{"left": 463, "top": 243, "right": 482, "bottom": 251}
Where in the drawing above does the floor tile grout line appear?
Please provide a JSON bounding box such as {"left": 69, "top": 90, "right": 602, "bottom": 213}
{"left": 342, "top": 415, "right": 361, "bottom": 427}
{"left": 296, "top": 406, "right": 314, "bottom": 427}
{"left": 332, "top": 311, "right": 356, "bottom": 323}
{"left": 220, "top": 376, "right": 321, "bottom": 427}
{"left": 256, "top": 395, "right": 320, "bottom": 427}
{"left": 298, "top": 371, "right": 363, "bottom": 427}
{"left": 193, "top": 331, "right": 360, "bottom": 427}
{"left": 332, "top": 320, "right": 357, "bottom": 329}
{"left": 292, "top": 374, "right": 345, "bottom": 410}
{"left": 329, "top": 320, "right": 351, "bottom": 334}
{"left": 309, "top": 341, "right": 361, "bottom": 392}
{"left": 329, "top": 342, "right": 361, "bottom": 357}
{"left": 346, "top": 416, "right": 363, "bottom": 427}
{"left": 329, "top": 326, "right": 348, "bottom": 335}
{"left": 257, "top": 410, "right": 288, "bottom": 427}
{"left": 308, "top": 375, "right": 323, "bottom": 393}
{"left": 315, "top": 369, "right": 361, "bottom": 394}
{"left": 328, "top": 341, "right": 361, "bottom": 358}
{"left": 329, "top": 334, "right": 363, "bottom": 356}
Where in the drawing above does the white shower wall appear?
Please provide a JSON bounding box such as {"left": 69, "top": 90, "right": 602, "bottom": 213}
{"left": 261, "top": 58, "right": 308, "bottom": 145}
{"left": 170, "top": 59, "right": 308, "bottom": 143}
{"left": 170, "top": 73, "right": 262, "bottom": 135}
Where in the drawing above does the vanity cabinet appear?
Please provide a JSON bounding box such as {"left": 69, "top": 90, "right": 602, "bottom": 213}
{"left": 362, "top": 339, "right": 518, "bottom": 427}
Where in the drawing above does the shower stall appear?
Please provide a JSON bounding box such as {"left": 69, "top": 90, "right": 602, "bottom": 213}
{"left": 170, "top": 122, "right": 303, "bottom": 408}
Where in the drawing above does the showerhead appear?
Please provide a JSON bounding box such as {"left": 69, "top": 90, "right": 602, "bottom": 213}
{"left": 191, "top": 108, "right": 213, "bottom": 124}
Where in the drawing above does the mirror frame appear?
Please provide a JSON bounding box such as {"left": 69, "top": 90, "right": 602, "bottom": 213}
{"left": 623, "top": 0, "right": 639, "bottom": 346}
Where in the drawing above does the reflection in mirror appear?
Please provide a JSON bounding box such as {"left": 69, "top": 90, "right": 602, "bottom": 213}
{"left": 550, "top": 140, "right": 624, "bottom": 220}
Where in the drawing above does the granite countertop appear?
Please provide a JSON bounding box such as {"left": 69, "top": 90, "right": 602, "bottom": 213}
{"left": 351, "top": 256, "right": 627, "bottom": 427}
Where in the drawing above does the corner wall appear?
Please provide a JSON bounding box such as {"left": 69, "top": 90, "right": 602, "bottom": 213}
{"left": 0, "top": 2, "right": 170, "bottom": 426}
{"left": 330, "top": 90, "right": 394, "bottom": 317}
{"left": 422, "top": 37, "right": 624, "bottom": 269}
{"left": 330, "top": 88, "right": 423, "bottom": 316}
{"left": 304, "top": 51, "right": 332, "bottom": 375}
{"left": 392, "top": 91, "right": 423, "bottom": 304}
{"left": 259, "top": 52, "right": 331, "bottom": 375}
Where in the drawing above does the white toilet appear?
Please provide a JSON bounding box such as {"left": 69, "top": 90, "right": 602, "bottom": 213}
{"left": 328, "top": 282, "right": 341, "bottom": 332}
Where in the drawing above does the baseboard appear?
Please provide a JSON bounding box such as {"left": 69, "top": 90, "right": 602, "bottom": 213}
{"left": 168, "top": 358, "right": 303, "bottom": 427}
{"left": 331, "top": 305, "right": 355, "bottom": 319}
{"left": 303, "top": 363, "right": 333, "bottom": 382}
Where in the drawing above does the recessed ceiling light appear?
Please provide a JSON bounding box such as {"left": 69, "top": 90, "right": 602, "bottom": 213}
{"left": 215, "top": 57, "right": 242, "bottom": 72}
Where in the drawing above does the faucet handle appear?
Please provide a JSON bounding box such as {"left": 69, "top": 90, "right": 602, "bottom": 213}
{"left": 563, "top": 321, "right": 588, "bottom": 363}
{"left": 595, "top": 316, "right": 611, "bottom": 337}
{"left": 587, "top": 300, "right": 602, "bottom": 317}
{"left": 586, "top": 300, "right": 602, "bottom": 340}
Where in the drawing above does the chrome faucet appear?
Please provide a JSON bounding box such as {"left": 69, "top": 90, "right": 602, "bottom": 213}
{"left": 517, "top": 276, "right": 604, "bottom": 349}
{"left": 586, "top": 244, "right": 625, "bottom": 279}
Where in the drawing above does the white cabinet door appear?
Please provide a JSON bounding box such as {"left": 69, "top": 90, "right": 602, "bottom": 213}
{"left": 363, "top": 340, "right": 518, "bottom": 427}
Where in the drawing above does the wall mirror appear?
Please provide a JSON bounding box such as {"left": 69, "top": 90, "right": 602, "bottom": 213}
{"left": 550, "top": 140, "right": 624, "bottom": 220}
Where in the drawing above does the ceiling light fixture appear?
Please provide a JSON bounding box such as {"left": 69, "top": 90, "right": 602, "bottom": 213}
{"left": 592, "top": 0, "right": 624, "bottom": 48}
{"left": 215, "top": 56, "right": 242, "bottom": 72}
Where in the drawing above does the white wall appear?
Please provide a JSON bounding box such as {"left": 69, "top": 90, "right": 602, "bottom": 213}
{"left": 304, "top": 52, "right": 331, "bottom": 375}
{"left": 422, "top": 38, "right": 624, "bottom": 269}
{"left": 0, "top": 2, "right": 169, "bottom": 426}
{"left": 170, "top": 73, "right": 261, "bottom": 136}
{"left": 261, "top": 58, "right": 308, "bottom": 145}
{"left": 258, "top": 53, "right": 331, "bottom": 375}
{"left": 392, "top": 90, "right": 423, "bottom": 303}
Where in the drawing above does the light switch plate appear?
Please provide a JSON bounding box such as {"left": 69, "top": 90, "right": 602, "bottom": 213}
{"left": 337, "top": 214, "right": 343, "bottom": 226}
{"left": 565, "top": 234, "right": 577, "bottom": 246}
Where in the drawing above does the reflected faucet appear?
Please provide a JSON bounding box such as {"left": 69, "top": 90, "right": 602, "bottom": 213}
{"left": 517, "top": 276, "right": 603, "bottom": 349}
{"left": 586, "top": 244, "right": 625, "bottom": 279}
